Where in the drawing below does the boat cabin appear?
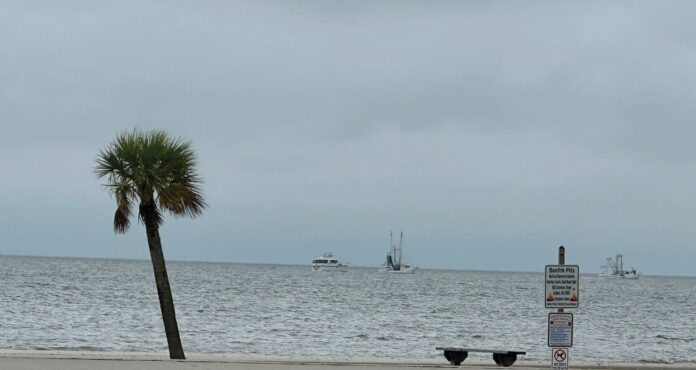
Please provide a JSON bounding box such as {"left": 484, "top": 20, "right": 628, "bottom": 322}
{"left": 312, "top": 258, "right": 339, "bottom": 264}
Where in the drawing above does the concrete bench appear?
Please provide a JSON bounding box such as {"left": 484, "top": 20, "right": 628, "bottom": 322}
{"left": 436, "top": 347, "right": 526, "bottom": 367}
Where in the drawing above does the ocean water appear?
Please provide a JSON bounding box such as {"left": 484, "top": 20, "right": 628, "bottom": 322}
{"left": 1, "top": 255, "right": 694, "bottom": 364}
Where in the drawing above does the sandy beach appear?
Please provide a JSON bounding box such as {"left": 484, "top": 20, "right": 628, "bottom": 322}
{"left": 1, "top": 351, "right": 695, "bottom": 370}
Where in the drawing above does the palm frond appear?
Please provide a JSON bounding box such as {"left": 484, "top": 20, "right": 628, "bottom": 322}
{"left": 113, "top": 183, "right": 134, "bottom": 233}
{"left": 114, "top": 207, "right": 131, "bottom": 233}
{"left": 96, "top": 129, "right": 207, "bottom": 231}
{"left": 157, "top": 180, "right": 207, "bottom": 218}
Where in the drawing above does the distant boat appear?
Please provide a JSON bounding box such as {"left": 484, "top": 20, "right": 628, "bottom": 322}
{"left": 311, "top": 252, "right": 348, "bottom": 272}
{"left": 379, "top": 231, "right": 417, "bottom": 274}
{"left": 599, "top": 254, "right": 640, "bottom": 279}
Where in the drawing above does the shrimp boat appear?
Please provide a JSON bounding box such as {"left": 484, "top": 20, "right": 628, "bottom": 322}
{"left": 599, "top": 254, "right": 640, "bottom": 279}
{"left": 311, "top": 252, "right": 348, "bottom": 272}
{"left": 379, "top": 231, "right": 417, "bottom": 274}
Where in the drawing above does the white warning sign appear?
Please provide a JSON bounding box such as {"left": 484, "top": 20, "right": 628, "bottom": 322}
{"left": 548, "top": 312, "right": 573, "bottom": 347}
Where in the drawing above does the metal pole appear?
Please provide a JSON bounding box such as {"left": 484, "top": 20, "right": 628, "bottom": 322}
{"left": 558, "top": 246, "right": 565, "bottom": 314}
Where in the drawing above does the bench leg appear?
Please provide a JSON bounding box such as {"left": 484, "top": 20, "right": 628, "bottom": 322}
{"left": 492, "top": 353, "right": 517, "bottom": 367}
{"left": 444, "top": 350, "right": 468, "bottom": 365}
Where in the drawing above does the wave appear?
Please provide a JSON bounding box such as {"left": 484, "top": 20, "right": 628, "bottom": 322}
{"left": 655, "top": 334, "right": 695, "bottom": 342}
{"left": 638, "top": 359, "right": 673, "bottom": 364}
{"left": 25, "top": 346, "right": 108, "bottom": 351}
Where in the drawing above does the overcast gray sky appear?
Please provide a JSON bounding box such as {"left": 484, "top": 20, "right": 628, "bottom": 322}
{"left": 2, "top": 1, "right": 695, "bottom": 275}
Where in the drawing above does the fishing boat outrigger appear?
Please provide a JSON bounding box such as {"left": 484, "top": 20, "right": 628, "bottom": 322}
{"left": 379, "top": 231, "right": 417, "bottom": 274}
{"left": 599, "top": 254, "right": 640, "bottom": 279}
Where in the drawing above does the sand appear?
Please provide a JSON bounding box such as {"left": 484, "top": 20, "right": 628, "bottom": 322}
{"left": 0, "top": 350, "right": 695, "bottom": 370}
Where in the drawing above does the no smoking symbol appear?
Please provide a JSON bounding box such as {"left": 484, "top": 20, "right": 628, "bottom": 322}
{"left": 554, "top": 349, "right": 567, "bottom": 362}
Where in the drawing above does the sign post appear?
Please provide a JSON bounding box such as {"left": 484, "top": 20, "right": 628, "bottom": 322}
{"left": 546, "top": 246, "right": 578, "bottom": 369}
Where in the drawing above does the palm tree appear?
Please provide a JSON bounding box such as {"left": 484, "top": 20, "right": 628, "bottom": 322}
{"left": 95, "top": 129, "right": 206, "bottom": 359}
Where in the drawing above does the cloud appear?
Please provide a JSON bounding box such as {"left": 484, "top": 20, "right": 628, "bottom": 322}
{"left": 1, "top": 1, "right": 696, "bottom": 274}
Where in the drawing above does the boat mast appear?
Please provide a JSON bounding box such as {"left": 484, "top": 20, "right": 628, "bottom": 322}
{"left": 391, "top": 231, "right": 395, "bottom": 268}
{"left": 385, "top": 231, "right": 395, "bottom": 270}
{"left": 395, "top": 232, "right": 403, "bottom": 269}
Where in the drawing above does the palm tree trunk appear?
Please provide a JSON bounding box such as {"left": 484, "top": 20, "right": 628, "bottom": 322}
{"left": 142, "top": 206, "right": 186, "bottom": 360}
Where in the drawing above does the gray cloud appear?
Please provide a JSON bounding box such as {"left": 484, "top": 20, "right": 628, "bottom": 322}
{"left": 1, "top": 1, "right": 696, "bottom": 274}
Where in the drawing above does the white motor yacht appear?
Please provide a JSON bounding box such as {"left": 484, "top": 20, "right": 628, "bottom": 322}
{"left": 311, "top": 252, "right": 348, "bottom": 272}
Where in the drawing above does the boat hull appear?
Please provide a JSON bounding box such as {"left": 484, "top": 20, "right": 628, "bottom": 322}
{"left": 598, "top": 273, "right": 640, "bottom": 279}
{"left": 312, "top": 265, "right": 347, "bottom": 272}
{"left": 379, "top": 267, "right": 417, "bottom": 274}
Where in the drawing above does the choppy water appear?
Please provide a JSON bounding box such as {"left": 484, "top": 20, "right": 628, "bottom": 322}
{"left": 1, "top": 255, "right": 694, "bottom": 363}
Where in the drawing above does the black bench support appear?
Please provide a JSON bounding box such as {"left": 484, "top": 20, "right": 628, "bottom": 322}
{"left": 443, "top": 350, "right": 468, "bottom": 365}
{"left": 492, "top": 353, "right": 518, "bottom": 367}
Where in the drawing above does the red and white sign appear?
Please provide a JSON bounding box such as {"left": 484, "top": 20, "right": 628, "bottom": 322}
{"left": 552, "top": 348, "right": 569, "bottom": 369}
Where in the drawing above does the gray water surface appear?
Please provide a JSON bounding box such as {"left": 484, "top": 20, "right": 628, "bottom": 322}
{"left": 1, "top": 256, "right": 694, "bottom": 363}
